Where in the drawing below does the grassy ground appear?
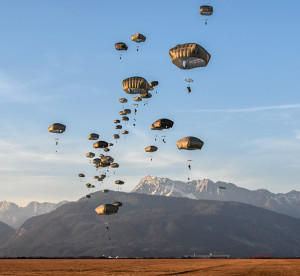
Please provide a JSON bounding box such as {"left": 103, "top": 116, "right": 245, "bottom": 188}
{"left": 0, "top": 259, "right": 300, "bottom": 276}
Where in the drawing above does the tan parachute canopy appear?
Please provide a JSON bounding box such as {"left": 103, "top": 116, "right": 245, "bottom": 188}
{"left": 122, "top": 76, "right": 150, "bottom": 94}
{"left": 48, "top": 123, "right": 66, "bottom": 133}
{"left": 122, "top": 130, "right": 129, "bottom": 134}
{"left": 140, "top": 92, "right": 152, "bottom": 98}
{"left": 102, "top": 189, "right": 109, "bottom": 193}
{"left": 115, "top": 125, "right": 122, "bottom": 129}
{"left": 176, "top": 136, "right": 204, "bottom": 150}
{"left": 119, "top": 111, "right": 126, "bottom": 115}
{"left": 96, "top": 162, "right": 110, "bottom": 168}
{"left": 93, "top": 176, "right": 99, "bottom": 179}
{"left": 152, "top": 119, "right": 174, "bottom": 130}
{"left": 110, "top": 163, "right": 119, "bottom": 168}
{"left": 108, "top": 143, "right": 113, "bottom": 147}
{"left": 169, "top": 43, "right": 210, "bottom": 69}
{"left": 115, "top": 42, "right": 128, "bottom": 51}
{"left": 92, "top": 158, "right": 101, "bottom": 164}
{"left": 88, "top": 133, "right": 99, "bottom": 140}
{"left": 119, "top": 98, "right": 128, "bottom": 103}
{"left": 86, "top": 152, "right": 95, "bottom": 158}
{"left": 133, "top": 96, "right": 142, "bottom": 102}
{"left": 113, "top": 134, "right": 120, "bottom": 139}
{"left": 98, "top": 174, "right": 106, "bottom": 179}
{"left": 149, "top": 81, "right": 159, "bottom": 87}
{"left": 131, "top": 33, "right": 146, "bottom": 43}
{"left": 103, "top": 148, "right": 110, "bottom": 152}
{"left": 145, "top": 146, "right": 158, "bottom": 152}
{"left": 115, "top": 180, "right": 124, "bottom": 185}
{"left": 200, "top": 5, "right": 213, "bottom": 15}
{"left": 122, "top": 116, "right": 129, "bottom": 121}
{"left": 85, "top": 195, "right": 91, "bottom": 199}
{"left": 113, "top": 201, "right": 123, "bottom": 207}
{"left": 114, "top": 120, "right": 121, "bottom": 124}
{"left": 123, "top": 109, "right": 131, "bottom": 115}
{"left": 101, "top": 156, "right": 114, "bottom": 164}
{"left": 95, "top": 204, "right": 118, "bottom": 215}
{"left": 78, "top": 173, "right": 85, "bottom": 177}
{"left": 93, "top": 141, "right": 109, "bottom": 148}
{"left": 86, "top": 183, "right": 92, "bottom": 188}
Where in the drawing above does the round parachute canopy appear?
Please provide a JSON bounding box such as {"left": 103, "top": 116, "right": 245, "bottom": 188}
{"left": 85, "top": 195, "right": 91, "bottom": 199}
{"left": 119, "top": 98, "right": 128, "bottom": 103}
{"left": 102, "top": 189, "right": 109, "bottom": 193}
{"left": 92, "top": 158, "right": 101, "bottom": 164}
{"left": 115, "top": 180, "right": 124, "bottom": 185}
{"left": 78, "top": 173, "right": 85, "bottom": 178}
{"left": 200, "top": 5, "right": 213, "bottom": 16}
{"left": 93, "top": 141, "right": 109, "bottom": 148}
{"left": 113, "top": 201, "right": 123, "bottom": 207}
{"left": 103, "top": 148, "right": 110, "bottom": 152}
{"left": 123, "top": 109, "right": 131, "bottom": 115}
{"left": 140, "top": 92, "right": 152, "bottom": 99}
{"left": 122, "top": 76, "right": 150, "bottom": 94}
{"left": 149, "top": 81, "right": 159, "bottom": 87}
{"left": 133, "top": 96, "right": 142, "bottom": 102}
{"left": 115, "top": 42, "right": 128, "bottom": 51}
{"left": 88, "top": 133, "right": 99, "bottom": 140}
{"left": 152, "top": 119, "right": 174, "bottom": 130}
{"left": 113, "top": 134, "right": 120, "bottom": 139}
{"left": 131, "top": 33, "right": 146, "bottom": 43}
{"left": 110, "top": 163, "right": 119, "bottom": 168}
{"left": 99, "top": 154, "right": 104, "bottom": 158}
{"left": 122, "top": 116, "right": 129, "bottom": 121}
{"left": 185, "top": 78, "right": 193, "bottom": 83}
{"left": 95, "top": 204, "right": 118, "bottom": 215}
{"left": 48, "top": 123, "right": 66, "bottom": 134}
{"left": 86, "top": 183, "right": 92, "bottom": 188}
{"left": 98, "top": 174, "right": 106, "bottom": 179}
{"left": 93, "top": 176, "right": 99, "bottom": 179}
{"left": 151, "top": 124, "right": 163, "bottom": 130}
{"left": 115, "top": 125, "right": 122, "bottom": 130}
{"left": 176, "top": 136, "right": 204, "bottom": 150}
{"left": 108, "top": 143, "right": 114, "bottom": 147}
{"left": 96, "top": 162, "right": 110, "bottom": 168}
{"left": 86, "top": 152, "right": 95, "bottom": 158}
{"left": 119, "top": 110, "right": 126, "bottom": 116}
{"left": 169, "top": 43, "right": 210, "bottom": 70}
{"left": 90, "top": 185, "right": 95, "bottom": 188}
{"left": 145, "top": 146, "right": 158, "bottom": 152}
{"left": 101, "top": 156, "right": 114, "bottom": 164}
{"left": 122, "top": 130, "right": 129, "bottom": 134}
{"left": 114, "top": 120, "right": 121, "bottom": 124}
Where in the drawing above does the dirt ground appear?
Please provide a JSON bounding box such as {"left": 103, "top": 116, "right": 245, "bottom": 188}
{"left": 0, "top": 259, "right": 300, "bottom": 276}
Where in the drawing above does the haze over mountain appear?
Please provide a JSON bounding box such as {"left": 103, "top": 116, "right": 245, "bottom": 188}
{"left": 0, "top": 200, "right": 68, "bottom": 229}
{"left": 132, "top": 176, "right": 300, "bottom": 219}
{"left": 1, "top": 191, "right": 300, "bottom": 258}
{"left": 0, "top": 221, "right": 15, "bottom": 245}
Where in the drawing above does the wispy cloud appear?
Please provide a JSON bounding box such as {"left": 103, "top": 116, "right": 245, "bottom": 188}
{"left": 178, "top": 104, "right": 300, "bottom": 113}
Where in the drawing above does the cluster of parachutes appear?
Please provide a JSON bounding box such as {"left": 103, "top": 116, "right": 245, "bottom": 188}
{"left": 48, "top": 4, "right": 213, "bottom": 237}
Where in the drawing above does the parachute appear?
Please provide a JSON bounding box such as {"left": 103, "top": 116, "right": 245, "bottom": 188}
{"left": 108, "top": 143, "right": 114, "bottom": 147}
{"left": 122, "top": 77, "right": 150, "bottom": 94}
{"left": 115, "top": 125, "right": 122, "bottom": 130}
{"left": 114, "top": 120, "right": 121, "bottom": 124}
{"left": 88, "top": 133, "right": 99, "bottom": 140}
{"left": 86, "top": 152, "right": 95, "bottom": 158}
{"left": 200, "top": 5, "right": 213, "bottom": 25}
{"left": 48, "top": 123, "right": 66, "bottom": 151}
{"left": 48, "top": 123, "right": 66, "bottom": 134}
{"left": 121, "top": 130, "right": 129, "bottom": 135}
{"left": 133, "top": 96, "right": 142, "bottom": 102}
{"left": 113, "top": 201, "right": 123, "bottom": 207}
{"left": 119, "top": 98, "right": 128, "bottom": 103}
{"left": 115, "top": 42, "right": 128, "bottom": 59}
{"left": 110, "top": 163, "right": 119, "bottom": 168}
{"left": 85, "top": 195, "right": 91, "bottom": 199}
{"left": 169, "top": 43, "right": 210, "bottom": 70}
{"left": 101, "top": 155, "right": 114, "bottom": 164}
{"left": 78, "top": 173, "right": 85, "bottom": 178}
{"left": 122, "top": 116, "right": 129, "bottom": 121}
{"left": 149, "top": 81, "right": 159, "bottom": 87}
{"left": 145, "top": 146, "right": 158, "bottom": 152}
{"left": 102, "top": 189, "right": 109, "bottom": 193}
{"left": 176, "top": 136, "right": 204, "bottom": 150}
{"left": 99, "top": 174, "right": 106, "bottom": 180}
{"left": 115, "top": 180, "right": 124, "bottom": 185}
{"left": 219, "top": 186, "right": 226, "bottom": 190}
{"left": 123, "top": 109, "right": 131, "bottom": 115}
{"left": 113, "top": 134, "right": 120, "bottom": 140}
{"left": 93, "top": 141, "right": 109, "bottom": 149}
{"left": 95, "top": 204, "right": 118, "bottom": 215}
{"left": 86, "top": 183, "right": 92, "bottom": 188}
{"left": 103, "top": 148, "right": 110, "bottom": 152}
{"left": 140, "top": 92, "right": 152, "bottom": 99}
{"left": 93, "top": 176, "right": 99, "bottom": 180}
{"left": 151, "top": 119, "right": 174, "bottom": 130}
{"left": 92, "top": 158, "right": 102, "bottom": 165}
{"left": 131, "top": 33, "right": 146, "bottom": 51}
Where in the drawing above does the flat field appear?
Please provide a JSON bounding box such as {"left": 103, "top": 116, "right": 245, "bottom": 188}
{"left": 0, "top": 259, "right": 300, "bottom": 276}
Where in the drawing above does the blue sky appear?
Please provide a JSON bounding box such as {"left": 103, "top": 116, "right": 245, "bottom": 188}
{"left": 0, "top": 0, "right": 300, "bottom": 205}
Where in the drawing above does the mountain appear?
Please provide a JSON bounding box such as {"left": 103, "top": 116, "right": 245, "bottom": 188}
{"left": 0, "top": 200, "right": 68, "bottom": 229}
{"left": 1, "top": 191, "right": 300, "bottom": 258}
{"left": 0, "top": 221, "right": 15, "bottom": 245}
{"left": 132, "top": 176, "right": 300, "bottom": 219}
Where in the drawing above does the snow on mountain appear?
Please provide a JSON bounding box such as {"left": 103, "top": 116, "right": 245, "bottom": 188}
{"left": 132, "top": 175, "right": 300, "bottom": 219}
{"left": 0, "top": 200, "right": 68, "bottom": 229}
